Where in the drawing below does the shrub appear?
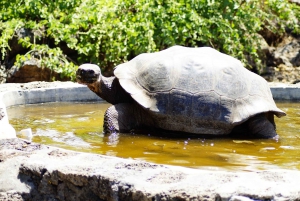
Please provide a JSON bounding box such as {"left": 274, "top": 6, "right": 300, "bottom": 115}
{"left": 0, "top": 0, "right": 299, "bottom": 80}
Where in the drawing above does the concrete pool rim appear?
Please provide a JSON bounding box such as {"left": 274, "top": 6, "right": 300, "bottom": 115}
{"left": 1, "top": 81, "right": 300, "bottom": 201}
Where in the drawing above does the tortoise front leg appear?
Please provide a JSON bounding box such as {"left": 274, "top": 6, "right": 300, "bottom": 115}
{"left": 103, "top": 103, "right": 141, "bottom": 134}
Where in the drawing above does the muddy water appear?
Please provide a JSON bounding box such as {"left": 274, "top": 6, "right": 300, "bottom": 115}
{"left": 7, "top": 102, "right": 300, "bottom": 171}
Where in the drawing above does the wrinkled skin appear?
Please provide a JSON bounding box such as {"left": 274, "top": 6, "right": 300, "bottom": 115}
{"left": 76, "top": 63, "right": 280, "bottom": 139}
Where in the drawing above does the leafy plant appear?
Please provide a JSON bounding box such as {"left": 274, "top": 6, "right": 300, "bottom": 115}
{"left": 0, "top": 0, "right": 299, "bottom": 80}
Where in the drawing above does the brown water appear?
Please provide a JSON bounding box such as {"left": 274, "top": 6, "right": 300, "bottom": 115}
{"left": 7, "top": 102, "right": 300, "bottom": 171}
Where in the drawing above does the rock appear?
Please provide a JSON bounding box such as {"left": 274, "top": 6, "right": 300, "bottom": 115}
{"left": 0, "top": 100, "right": 16, "bottom": 139}
{"left": 6, "top": 58, "right": 70, "bottom": 83}
{"left": 0, "top": 123, "right": 16, "bottom": 139}
{"left": 262, "top": 35, "right": 300, "bottom": 83}
{"left": 1, "top": 28, "right": 34, "bottom": 73}
{"left": 1, "top": 138, "right": 300, "bottom": 201}
{"left": 289, "top": 0, "right": 300, "bottom": 5}
{"left": 229, "top": 195, "right": 254, "bottom": 201}
{"left": 0, "top": 65, "right": 8, "bottom": 84}
{"left": 10, "top": 28, "right": 33, "bottom": 57}
{"left": 0, "top": 27, "right": 70, "bottom": 83}
{"left": 273, "top": 36, "right": 300, "bottom": 67}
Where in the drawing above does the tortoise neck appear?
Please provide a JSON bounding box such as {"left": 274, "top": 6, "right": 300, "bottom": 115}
{"left": 88, "top": 76, "right": 132, "bottom": 104}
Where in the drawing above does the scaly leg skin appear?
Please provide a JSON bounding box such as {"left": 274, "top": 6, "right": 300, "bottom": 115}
{"left": 246, "top": 113, "right": 278, "bottom": 139}
{"left": 103, "top": 103, "right": 140, "bottom": 134}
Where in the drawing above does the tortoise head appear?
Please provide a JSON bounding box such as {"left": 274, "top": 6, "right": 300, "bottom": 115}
{"left": 76, "top": 64, "right": 101, "bottom": 85}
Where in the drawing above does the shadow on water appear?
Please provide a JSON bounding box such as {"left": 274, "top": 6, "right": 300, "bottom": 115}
{"left": 7, "top": 101, "right": 300, "bottom": 171}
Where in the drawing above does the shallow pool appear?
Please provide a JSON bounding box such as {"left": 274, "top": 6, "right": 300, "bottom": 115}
{"left": 7, "top": 102, "right": 300, "bottom": 171}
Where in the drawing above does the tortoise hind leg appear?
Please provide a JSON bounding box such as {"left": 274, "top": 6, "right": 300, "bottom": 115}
{"left": 246, "top": 113, "right": 278, "bottom": 139}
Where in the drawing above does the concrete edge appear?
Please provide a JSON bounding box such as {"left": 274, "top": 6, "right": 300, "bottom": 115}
{"left": 0, "top": 83, "right": 101, "bottom": 107}
{"left": 270, "top": 85, "right": 300, "bottom": 101}
{"left": 0, "top": 82, "right": 298, "bottom": 106}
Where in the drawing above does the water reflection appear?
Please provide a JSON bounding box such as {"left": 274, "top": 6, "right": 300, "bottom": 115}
{"left": 7, "top": 102, "right": 300, "bottom": 171}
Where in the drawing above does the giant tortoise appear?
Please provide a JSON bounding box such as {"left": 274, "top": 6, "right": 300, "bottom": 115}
{"left": 76, "top": 46, "right": 286, "bottom": 139}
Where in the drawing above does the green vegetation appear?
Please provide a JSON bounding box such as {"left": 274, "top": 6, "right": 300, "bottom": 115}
{"left": 0, "top": 0, "right": 299, "bottom": 80}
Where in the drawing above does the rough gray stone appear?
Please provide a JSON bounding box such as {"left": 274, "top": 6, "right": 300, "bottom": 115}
{"left": 264, "top": 36, "right": 300, "bottom": 83}
{"left": 2, "top": 138, "right": 300, "bottom": 200}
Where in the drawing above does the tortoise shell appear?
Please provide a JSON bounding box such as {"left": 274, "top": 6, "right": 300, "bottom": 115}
{"left": 114, "top": 46, "right": 285, "bottom": 134}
